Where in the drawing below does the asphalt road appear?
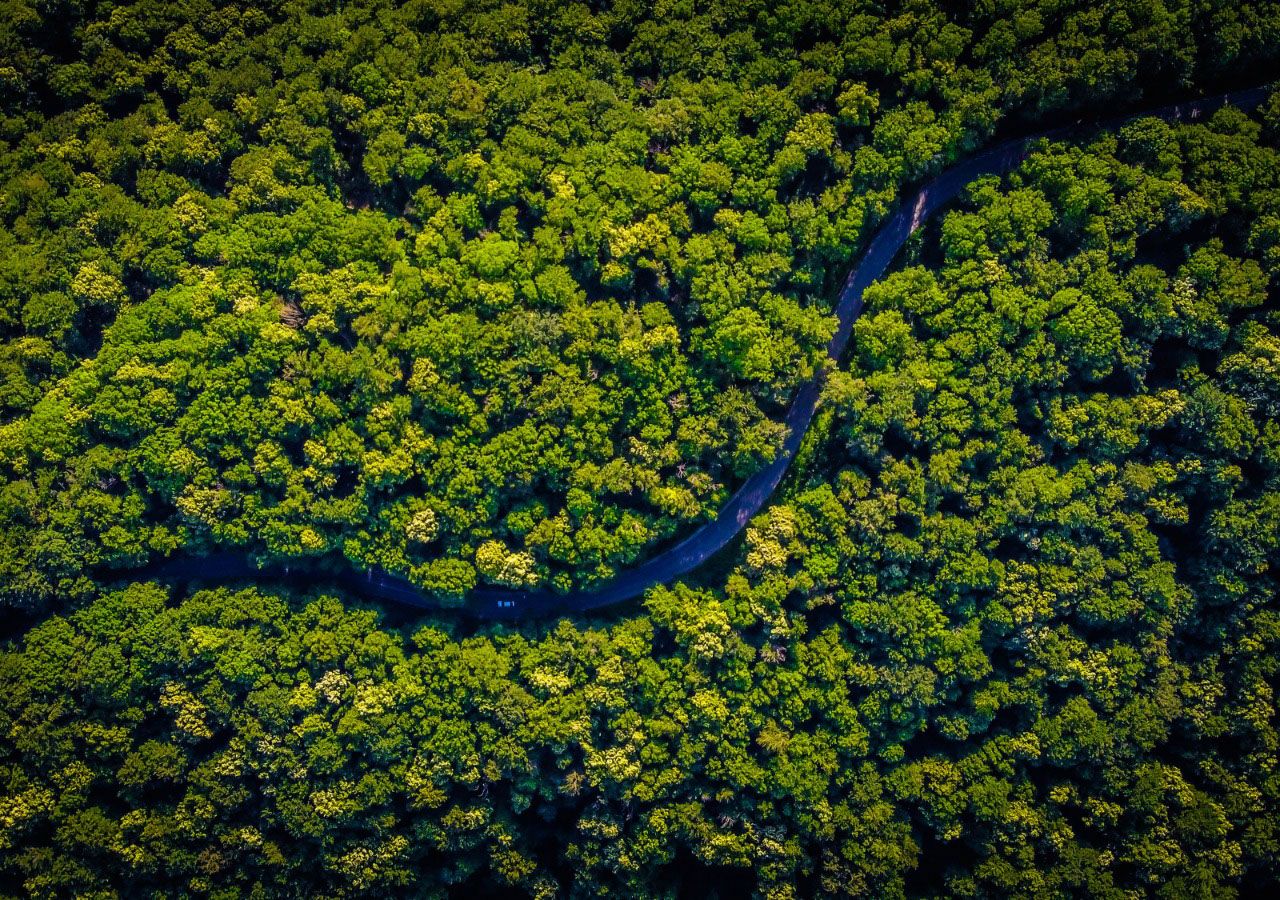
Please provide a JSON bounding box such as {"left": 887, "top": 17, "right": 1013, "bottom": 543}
{"left": 142, "top": 85, "right": 1273, "bottom": 620}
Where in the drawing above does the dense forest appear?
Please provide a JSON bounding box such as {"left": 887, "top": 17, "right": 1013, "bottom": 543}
{"left": 3, "top": 0, "right": 1279, "bottom": 604}
{"left": 2, "top": 0, "right": 1280, "bottom": 897}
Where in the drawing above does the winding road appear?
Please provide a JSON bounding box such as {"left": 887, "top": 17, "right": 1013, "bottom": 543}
{"left": 144, "top": 85, "right": 1272, "bottom": 619}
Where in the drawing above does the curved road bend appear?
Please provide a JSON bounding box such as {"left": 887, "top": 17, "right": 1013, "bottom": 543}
{"left": 144, "top": 85, "right": 1273, "bottom": 620}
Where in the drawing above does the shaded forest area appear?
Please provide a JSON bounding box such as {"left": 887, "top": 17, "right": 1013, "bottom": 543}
{"left": 2, "top": 1, "right": 1280, "bottom": 898}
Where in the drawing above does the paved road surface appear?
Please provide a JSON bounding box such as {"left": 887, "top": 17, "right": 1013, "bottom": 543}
{"left": 141, "top": 85, "right": 1272, "bottom": 620}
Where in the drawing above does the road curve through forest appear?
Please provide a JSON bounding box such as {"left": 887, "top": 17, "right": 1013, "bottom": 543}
{"left": 142, "top": 85, "right": 1273, "bottom": 620}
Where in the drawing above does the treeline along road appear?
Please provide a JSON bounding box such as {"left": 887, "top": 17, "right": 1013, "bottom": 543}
{"left": 141, "top": 84, "right": 1274, "bottom": 619}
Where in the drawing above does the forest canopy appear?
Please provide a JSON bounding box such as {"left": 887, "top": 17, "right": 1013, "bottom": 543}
{"left": 2, "top": 0, "right": 1280, "bottom": 898}
{"left": 3, "top": 0, "right": 1278, "bottom": 606}
{"left": 5, "top": 102, "right": 1280, "bottom": 894}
